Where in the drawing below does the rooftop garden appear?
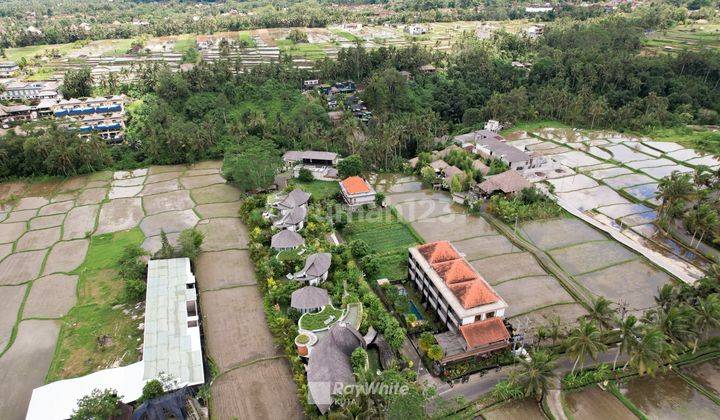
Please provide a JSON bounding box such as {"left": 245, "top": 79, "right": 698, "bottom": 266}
{"left": 299, "top": 305, "right": 344, "bottom": 331}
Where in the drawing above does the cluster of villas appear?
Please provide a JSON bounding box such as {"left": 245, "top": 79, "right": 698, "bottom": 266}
{"left": 280, "top": 150, "right": 377, "bottom": 210}
{"left": 0, "top": 94, "right": 127, "bottom": 141}
{"left": 302, "top": 79, "right": 373, "bottom": 123}
{"left": 408, "top": 241, "right": 514, "bottom": 365}
{"left": 410, "top": 125, "right": 539, "bottom": 199}
{"left": 0, "top": 78, "right": 60, "bottom": 101}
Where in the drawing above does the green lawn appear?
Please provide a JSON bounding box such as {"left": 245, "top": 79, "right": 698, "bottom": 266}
{"left": 277, "top": 40, "right": 328, "bottom": 60}
{"left": 100, "top": 38, "right": 135, "bottom": 57}
{"left": 293, "top": 179, "right": 340, "bottom": 201}
{"left": 5, "top": 42, "right": 75, "bottom": 62}
{"left": 332, "top": 30, "right": 362, "bottom": 42}
{"left": 344, "top": 209, "right": 420, "bottom": 281}
{"left": 47, "top": 228, "right": 146, "bottom": 382}
{"left": 172, "top": 35, "right": 197, "bottom": 53}
{"left": 299, "top": 305, "right": 344, "bottom": 331}
{"left": 500, "top": 120, "right": 570, "bottom": 136}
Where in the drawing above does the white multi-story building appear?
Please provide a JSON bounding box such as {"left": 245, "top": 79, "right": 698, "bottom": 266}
{"left": 0, "top": 80, "right": 60, "bottom": 101}
{"left": 0, "top": 62, "right": 19, "bottom": 78}
{"left": 408, "top": 241, "right": 508, "bottom": 332}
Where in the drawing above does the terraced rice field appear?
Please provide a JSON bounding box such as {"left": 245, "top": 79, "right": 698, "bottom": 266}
{"left": 0, "top": 161, "right": 300, "bottom": 419}
{"left": 511, "top": 127, "right": 712, "bottom": 281}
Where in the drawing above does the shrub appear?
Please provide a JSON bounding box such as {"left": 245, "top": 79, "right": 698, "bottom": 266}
{"left": 71, "top": 388, "right": 122, "bottom": 420}
{"left": 375, "top": 191, "right": 386, "bottom": 206}
{"left": 338, "top": 155, "right": 364, "bottom": 178}
{"left": 139, "top": 379, "right": 164, "bottom": 403}
{"left": 351, "top": 347, "right": 369, "bottom": 374}
{"left": 155, "top": 230, "right": 176, "bottom": 259}
{"left": 178, "top": 228, "right": 204, "bottom": 260}
{"left": 124, "top": 278, "right": 146, "bottom": 302}
{"left": 350, "top": 239, "right": 370, "bottom": 258}
{"left": 118, "top": 244, "right": 148, "bottom": 281}
{"left": 297, "top": 167, "right": 314, "bottom": 182}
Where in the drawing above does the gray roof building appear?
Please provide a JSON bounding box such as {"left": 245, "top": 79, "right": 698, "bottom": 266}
{"left": 307, "top": 323, "right": 366, "bottom": 414}
{"left": 274, "top": 188, "right": 311, "bottom": 211}
{"left": 143, "top": 258, "right": 204, "bottom": 386}
{"left": 476, "top": 170, "right": 532, "bottom": 195}
{"left": 293, "top": 252, "right": 332, "bottom": 282}
{"left": 430, "top": 159, "right": 449, "bottom": 171}
{"left": 271, "top": 229, "right": 305, "bottom": 250}
{"left": 274, "top": 205, "right": 307, "bottom": 229}
{"left": 291, "top": 286, "right": 330, "bottom": 310}
{"left": 283, "top": 150, "right": 339, "bottom": 165}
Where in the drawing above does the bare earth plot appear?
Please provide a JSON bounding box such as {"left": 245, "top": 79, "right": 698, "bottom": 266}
{"left": 563, "top": 386, "right": 636, "bottom": 420}
{"left": 0, "top": 161, "right": 299, "bottom": 419}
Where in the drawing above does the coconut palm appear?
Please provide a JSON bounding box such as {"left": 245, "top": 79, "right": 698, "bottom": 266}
{"left": 655, "top": 284, "right": 677, "bottom": 311}
{"left": 655, "top": 172, "right": 695, "bottom": 219}
{"left": 685, "top": 204, "right": 719, "bottom": 248}
{"left": 584, "top": 296, "right": 614, "bottom": 329}
{"left": 511, "top": 349, "right": 557, "bottom": 402}
{"left": 566, "top": 319, "right": 608, "bottom": 374}
{"left": 694, "top": 294, "right": 720, "bottom": 341}
{"left": 614, "top": 314, "right": 640, "bottom": 369}
{"left": 627, "top": 326, "right": 675, "bottom": 375}
{"left": 651, "top": 305, "right": 697, "bottom": 351}
{"left": 547, "top": 315, "right": 563, "bottom": 346}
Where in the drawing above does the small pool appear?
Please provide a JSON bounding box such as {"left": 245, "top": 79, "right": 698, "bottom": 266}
{"left": 408, "top": 300, "right": 424, "bottom": 320}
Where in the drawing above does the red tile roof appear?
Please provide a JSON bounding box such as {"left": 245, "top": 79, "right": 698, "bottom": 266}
{"left": 433, "top": 259, "right": 477, "bottom": 285}
{"left": 416, "top": 241, "right": 500, "bottom": 309}
{"left": 417, "top": 241, "right": 460, "bottom": 264}
{"left": 448, "top": 280, "right": 500, "bottom": 308}
{"left": 341, "top": 176, "right": 371, "bottom": 195}
{"left": 459, "top": 317, "right": 510, "bottom": 349}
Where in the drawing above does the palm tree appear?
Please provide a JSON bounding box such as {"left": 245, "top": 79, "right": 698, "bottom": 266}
{"left": 614, "top": 314, "right": 640, "bottom": 369}
{"left": 547, "top": 315, "right": 563, "bottom": 346}
{"left": 685, "top": 204, "right": 719, "bottom": 248}
{"left": 511, "top": 349, "right": 557, "bottom": 402}
{"left": 627, "top": 326, "right": 675, "bottom": 375}
{"left": 694, "top": 294, "right": 720, "bottom": 341}
{"left": 585, "top": 296, "right": 614, "bottom": 329}
{"left": 566, "top": 319, "right": 607, "bottom": 374}
{"left": 655, "top": 284, "right": 677, "bottom": 311}
{"left": 651, "top": 306, "right": 697, "bottom": 351}
{"left": 655, "top": 172, "right": 695, "bottom": 220}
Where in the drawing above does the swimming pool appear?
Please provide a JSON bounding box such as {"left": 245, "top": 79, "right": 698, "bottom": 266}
{"left": 408, "top": 300, "right": 424, "bottom": 320}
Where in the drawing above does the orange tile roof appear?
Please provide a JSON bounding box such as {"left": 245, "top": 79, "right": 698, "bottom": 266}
{"left": 417, "top": 241, "right": 460, "bottom": 264}
{"left": 433, "top": 259, "right": 477, "bottom": 285}
{"left": 448, "top": 280, "right": 500, "bottom": 308}
{"left": 415, "top": 241, "right": 500, "bottom": 309}
{"left": 459, "top": 317, "right": 510, "bottom": 349}
{"left": 341, "top": 176, "right": 371, "bottom": 195}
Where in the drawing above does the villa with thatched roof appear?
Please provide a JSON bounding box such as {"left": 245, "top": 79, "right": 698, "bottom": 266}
{"left": 475, "top": 170, "right": 532, "bottom": 196}
{"left": 290, "top": 253, "right": 332, "bottom": 286}
{"left": 307, "top": 323, "right": 366, "bottom": 414}
{"left": 291, "top": 286, "right": 330, "bottom": 314}
{"left": 270, "top": 230, "right": 305, "bottom": 251}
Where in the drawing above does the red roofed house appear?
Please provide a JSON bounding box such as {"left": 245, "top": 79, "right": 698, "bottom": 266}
{"left": 408, "top": 241, "right": 511, "bottom": 363}
{"left": 339, "top": 176, "right": 376, "bottom": 209}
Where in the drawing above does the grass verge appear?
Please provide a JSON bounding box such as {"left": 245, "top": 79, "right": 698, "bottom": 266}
{"left": 46, "top": 228, "right": 145, "bottom": 382}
